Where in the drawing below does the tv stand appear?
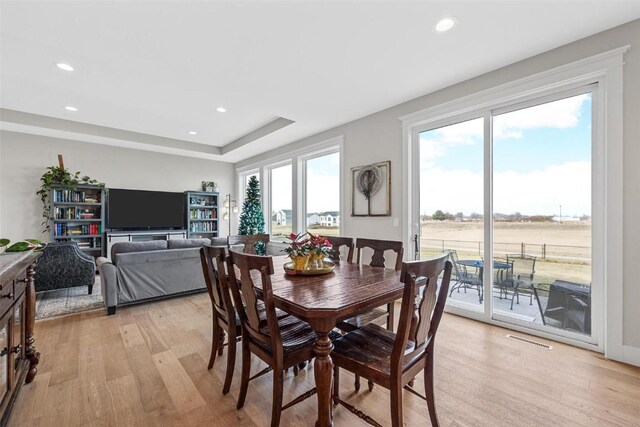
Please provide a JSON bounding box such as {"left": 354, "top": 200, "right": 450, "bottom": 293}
{"left": 105, "top": 229, "right": 187, "bottom": 260}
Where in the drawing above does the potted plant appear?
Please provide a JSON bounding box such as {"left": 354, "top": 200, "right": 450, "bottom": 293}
{"left": 36, "top": 162, "right": 104, "bottom": 233}
{"left": 307, "top": 233, "right": 333, "bottom": 269}
{"left": 201, "top": 181, "right": 219, "bottom": 192}
{"left": 283, "top": 232, "right": 310, "bottom": 270}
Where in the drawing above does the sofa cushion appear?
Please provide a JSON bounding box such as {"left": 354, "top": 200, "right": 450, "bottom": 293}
{"left": 210, "top": 237, "right": 228, "bottom": 247}
{"left": 111, "top": 241, "right": 168, "bottom": 264}
{"left": 167, "top": 238, "right": 210, "bottom": 249}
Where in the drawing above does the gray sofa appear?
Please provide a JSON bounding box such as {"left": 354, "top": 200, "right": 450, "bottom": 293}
{"left": 96, "top": 238, "right": 210, "bottom": 315}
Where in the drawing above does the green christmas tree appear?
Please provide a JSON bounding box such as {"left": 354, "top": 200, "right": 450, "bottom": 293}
{"left": 238, "top": 175, "right": 266, "bottom": 254}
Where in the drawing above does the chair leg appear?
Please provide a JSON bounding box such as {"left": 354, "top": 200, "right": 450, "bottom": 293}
{"left": 222, "top": 327, "right": 236, "bottom": 395}
{"left": 209, "top": 319, "right": 221, "bottom": 370}
{"left": 354, "top": 374, "right": 361, "bottom": 392}
{"left": 293, "top": 365, "right": 299, "bottom": 376}
{"left": 88, "top": 284, "right": 93, "bottom": 295}
{"left": 424, "top": 354, "right": 439, "bottom": 427}
{"left": 390, "top": 379, "right": 403, "bottom": 427}
{"left": 368, "top": 380, "right": 374, "bottom": 392}
{"left": 387, "top": 302, "right": 395, "bottom": 331}
{"left": 332, "top": 366, "right": 340, "bottom": 405}
{"left": 271, "top": 368, "right": 284, "bottom": 427}
{"left": 236, "top": 341, "right": 251, "bottom": 410}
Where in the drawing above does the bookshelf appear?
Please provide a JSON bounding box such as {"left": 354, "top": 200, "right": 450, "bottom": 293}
{"left": 186, "top": 191, "right": 219, "bottom": 238}
{"left": 50, "top": 185, "right": 105, "bottom": 256}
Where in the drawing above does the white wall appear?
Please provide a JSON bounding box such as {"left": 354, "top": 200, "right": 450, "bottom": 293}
{"left": 236, "top": 20, "right": 640, "bottom": 357}
{"left": 0, "top": 131, "right": 235, "bottom": 242}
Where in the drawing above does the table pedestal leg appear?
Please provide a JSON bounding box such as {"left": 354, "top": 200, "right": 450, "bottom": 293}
{"left": 313, "top": 330, "right": 334, "bottom": 427}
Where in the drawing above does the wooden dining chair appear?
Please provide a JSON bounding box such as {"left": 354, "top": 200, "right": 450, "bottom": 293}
{"left": 342, "top": 238, "right": 403, "bottom": 332}
{"left": 337, "top": 237, "right": 404, "bottom": 391}
{"left": 324, "top": 236, "right": 354, "bottom": 262}
{"left": 226, "top": 250, "right": 339, "bottom": 427}
{"left": 331, "top": 253, "right": 452, "bottom": 427}
{"left": 200, "top": 244, "right": 291, "bottom": 394}
{"left": 199, "top": 244, "right": 240, "bottom": 394}
{"left": 228, "top": 234, "right": 270, "bottom": 255}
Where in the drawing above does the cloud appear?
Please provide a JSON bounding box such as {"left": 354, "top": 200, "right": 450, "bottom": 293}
{"left": 494, "top": 94, "right": 590, "bottom": 140}
{"left": 420, "top": 161, "right": 590, "bottom": 217}
{"left": 420, "top": 118, "right": 483, "bottom": 161}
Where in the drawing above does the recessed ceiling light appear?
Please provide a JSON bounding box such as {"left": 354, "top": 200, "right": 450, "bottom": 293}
{"left": 216, "top": 107, "right": 227, "bottom": 113}
{"left": 64, "top": 105, "right": 78, "bottom": 112}
{"left": 434, "top": 17, "right": 456, "bottom": 33}
{"left": 55, "top": 62, "right": 74, "bottom": 72}
{"left": 189, "top": 131, "right": 197, "bottom": 135}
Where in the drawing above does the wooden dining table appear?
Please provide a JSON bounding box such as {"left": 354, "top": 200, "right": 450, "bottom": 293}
{"left": 255, "top": 256, "right": 403, "bottom": 427}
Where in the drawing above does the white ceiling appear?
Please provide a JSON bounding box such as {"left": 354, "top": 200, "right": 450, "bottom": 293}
{"left": 2, "top": 1, "right": 639, "bottom": 163}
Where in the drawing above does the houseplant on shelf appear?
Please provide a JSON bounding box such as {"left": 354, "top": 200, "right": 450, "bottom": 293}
{"left": 36, "top": 156, "right": 104, "bottom": 233}
{"left": 283, "top": 232, "right": 310, "bottom": 270}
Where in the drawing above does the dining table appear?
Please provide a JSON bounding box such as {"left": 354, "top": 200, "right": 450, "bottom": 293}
{"left": 253, "top": 255, "right": 403, "bottom": 427}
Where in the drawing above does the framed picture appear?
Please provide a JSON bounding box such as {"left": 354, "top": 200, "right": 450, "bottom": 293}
{"left": 351, "top": 160, "right": 391, "bottom": 216}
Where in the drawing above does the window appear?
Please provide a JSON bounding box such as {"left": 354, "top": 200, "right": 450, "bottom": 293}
{"left": 305, "top": 152, "right": 340, "bottom": 237}
{"left": 270, "top": 164, "right": 292, "bottom": 239}
{"left": 236, "top": 137, "right": 343, "bottom": 241}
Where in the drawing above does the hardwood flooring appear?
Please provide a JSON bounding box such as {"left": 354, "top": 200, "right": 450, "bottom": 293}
{"left": 11, "top": 292, "right": 640, "bottom": 426}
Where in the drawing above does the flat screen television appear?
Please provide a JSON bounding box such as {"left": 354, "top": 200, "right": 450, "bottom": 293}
{"left": 107, "top": 188, "right": 185, "bottom": 230}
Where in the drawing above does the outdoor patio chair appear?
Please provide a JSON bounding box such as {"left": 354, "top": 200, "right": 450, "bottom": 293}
{"left": 447, "top": 249, "right": 483, "bottom": 303}
{"left": 496, "top": 254, "right": 536, "bottom": 310}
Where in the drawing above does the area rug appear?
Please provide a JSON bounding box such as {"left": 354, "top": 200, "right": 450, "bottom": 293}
{"left": 35, "top": 278, "right": 103, "bottom": 320}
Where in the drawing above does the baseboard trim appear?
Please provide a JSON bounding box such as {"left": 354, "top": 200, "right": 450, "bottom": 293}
{"left": 622, "top": 345, "right": 640, "bottom": 367}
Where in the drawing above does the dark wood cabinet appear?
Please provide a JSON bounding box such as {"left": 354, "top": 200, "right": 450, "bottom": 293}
{"left": 0, "top": 252, "right": 40, "bottom": 426}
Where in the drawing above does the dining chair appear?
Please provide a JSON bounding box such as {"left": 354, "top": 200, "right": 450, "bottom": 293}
{"left": 338, "top": 237, "right": 403, "bottom": 392}
{"left": 331, "top": 253, "right": 452, "bottom": 427}
{"left": 199, "top": 244, "right": 240, "bottom": 394}
{"left": 344, "top": 238, "right": 403, "bottom": 331}
{"left": 324, "top": 236, "right": 354, "bottom": 262}
{"left": 226, "top": 250, "right": 339, "bottom": 427}
{"left": 200, "top": 244, "right": 291, "bottom": 394}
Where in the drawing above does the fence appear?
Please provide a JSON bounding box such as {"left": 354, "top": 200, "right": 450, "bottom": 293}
{"left": 421, "top": 238, "right": 590, "bottom": 262}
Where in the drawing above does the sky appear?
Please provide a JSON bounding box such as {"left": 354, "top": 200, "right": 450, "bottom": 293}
{"left": 268, "top": 152, "right": 340, "bottom": 214}
{"left": 419, "top": 93, "right": 592, "bottom": 217}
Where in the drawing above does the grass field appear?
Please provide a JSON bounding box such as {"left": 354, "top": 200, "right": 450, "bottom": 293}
{"left": 271, "top": 224, "right": 340, "bottom": 239}
{"left": 272, "top": 221, "right": 591, "bottom": 284}
{"left": 421, "top": 220, "right": 592, "bottom": 284}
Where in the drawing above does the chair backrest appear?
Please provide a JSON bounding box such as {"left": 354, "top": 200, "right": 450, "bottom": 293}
{"left": 324, "top": 236, "right": 354, "bottom": 262}
{"left": 199, "top": 244, "right": 235, "bottom": 328}
{"left": 392, "top": 254, "right": 452, "bottom": 373}
{"left": 226, "top": 250, "right": 282, "bottom": 356}
{"left": 228, "top": 234, "right": 270, "bottom": 255}
{"left": 506, "top": 254, "right": 536, "bottom": 281}
{"left": 445, "top": 249, "right": 463, "bottom": 279}
{"left": 355, "top": 238, "right": 403, "bottom": 271}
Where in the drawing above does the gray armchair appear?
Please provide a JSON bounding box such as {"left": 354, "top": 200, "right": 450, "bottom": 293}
{"left": 34, "top": 241, "right": 96, "bottom": 293}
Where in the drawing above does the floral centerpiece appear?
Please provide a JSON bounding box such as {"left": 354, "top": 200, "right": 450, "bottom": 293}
{"left": 283, "top": 232, "right": 333, "bottom": 270}
{"left": 307, "top": 233, "right": 333, "bottom": 269}
{"left": 283, "top": 232, "right": 310, "bottom": 270}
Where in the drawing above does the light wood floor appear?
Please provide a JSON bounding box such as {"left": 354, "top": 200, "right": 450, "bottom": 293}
{"left": 11, "top": 292, "right": 640, "bottom": 426}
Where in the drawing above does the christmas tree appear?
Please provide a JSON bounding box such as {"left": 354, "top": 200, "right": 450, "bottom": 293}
{"left": 238, "top": 175, "right": 265, "bottom": 254}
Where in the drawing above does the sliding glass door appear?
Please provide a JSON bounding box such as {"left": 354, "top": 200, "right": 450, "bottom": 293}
{"left": 419, "top": 117, "right": 485, "bottom": 313}
{"left": 417, "top": 88, "right": 595, "bottom": 343}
